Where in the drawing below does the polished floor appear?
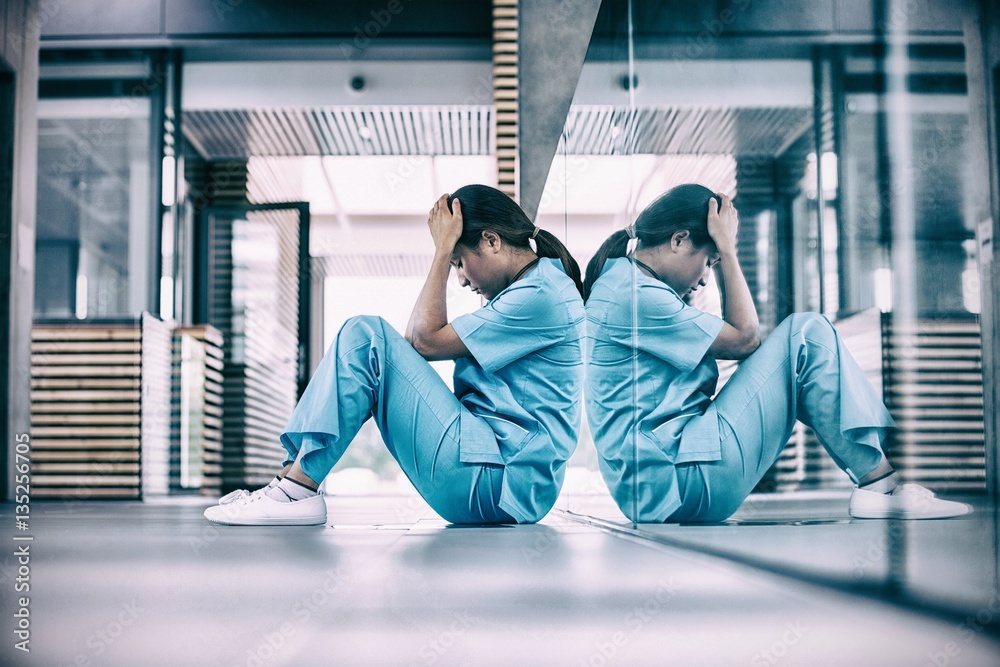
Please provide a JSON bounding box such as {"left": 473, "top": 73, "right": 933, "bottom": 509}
{"left": 2, "top": 492, "right": 999, "bottom": 667}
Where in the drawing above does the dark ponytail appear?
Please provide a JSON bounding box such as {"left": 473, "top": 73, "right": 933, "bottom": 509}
{"left": 583, "top": 229, "right": 630, "bottom": 301}
{"left": 448, "top": 185, "right": 584, "bottom": 298}
{"left": 582, "top": 183, "right": 717, "bottom": 302}
{"left": 532, "top": 228, "right": 584, "bottom": 298}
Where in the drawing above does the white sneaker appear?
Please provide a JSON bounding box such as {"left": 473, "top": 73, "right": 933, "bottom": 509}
{"left": 204, "top": 492, "right": 327, "bottom": 526}
{"left": 850, "top": 483, "right": 973, "bottom": 520}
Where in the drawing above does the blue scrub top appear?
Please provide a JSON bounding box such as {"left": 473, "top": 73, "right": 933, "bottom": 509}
{"left": 451, "top": 257, "right": 585, "bottom": 524}
{"left": 585, "top": 257, "right": 725, "bottom": 522}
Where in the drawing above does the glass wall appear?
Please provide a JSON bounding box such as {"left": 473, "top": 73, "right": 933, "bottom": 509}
{"left": 554, "top": 0, "right": 989, "bottom": 614}
{"left": 34, "top": 55, "right": 161, "bottom": 320}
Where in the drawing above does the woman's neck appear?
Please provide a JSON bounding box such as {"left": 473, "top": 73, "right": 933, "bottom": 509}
{"left": 508, "top": 251, "right": 540, "bottom": 284}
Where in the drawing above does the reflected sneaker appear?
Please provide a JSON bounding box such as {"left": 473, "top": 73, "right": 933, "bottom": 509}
{"left": 849, "top": 483, "right": 973, "bottom": 520}
{"left": 204, "top": 492, "right": 327, "bottom": 526}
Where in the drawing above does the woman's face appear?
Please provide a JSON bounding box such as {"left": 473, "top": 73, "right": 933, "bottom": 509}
{"left": 660, "top": 236, "right": 720, "bottom": 298}
{"left": 450, "top": 236, "right": 507, "bottom": 300}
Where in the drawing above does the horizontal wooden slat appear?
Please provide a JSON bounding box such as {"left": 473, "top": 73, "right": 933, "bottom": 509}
{"left": 32, "top": 378, "right": 141, "bottom": 389}
{"left": 32, "top": 413, "right": 139, "bottom": 425}
{"left": 32, "top": 366, "right": 141, "bottom": 377}
{"left": 34, "top": 463, "right": 141, "bottom": 474}
{"left": 31, "top": 353, "right": 140, "bottom": 365}
{"left": 32, "top": 402, "right": 140, "bottom": 414}
{"left": 32, "top": 328, "right": 139, "bottom": 341}
{"left": 32, "top": 390, "right": 142, "bottom": 401}
{"left": 30, "top": 426, "right": 141, "bottom": 437}
{"left": 32, "top": 341, "right": 141, "bottom": 353}
{"left": 31, "top": 474, "right": 140, "bottom": 486}
{"left": 32, "top": 451, "right": 140, "bottom": 461}
{"left": 31, "top": 439, "right": 140, "bottom": 449}
{"left": 32, "top": 488, "right": 140, "bottom": 498}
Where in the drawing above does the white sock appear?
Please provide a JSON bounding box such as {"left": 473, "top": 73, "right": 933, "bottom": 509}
{"left": 859, "top": 457, "right": 900, "bottom": 494}
{"left": 265, "top": 477, "right": 318, "bottom": 503}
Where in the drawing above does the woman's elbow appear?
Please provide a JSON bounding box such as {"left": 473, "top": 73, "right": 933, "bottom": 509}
{"left": 407, "top": 333, "right": 431, "bottom": 358}
{"left": 734, "top": 329, "right": 761, "bottom": 359}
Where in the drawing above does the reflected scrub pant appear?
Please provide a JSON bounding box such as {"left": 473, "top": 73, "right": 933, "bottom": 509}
{"left": 280, "top": 315, "right": 514, "bottom": 524}
{"left": 669, "top": 312, "right": 892, "bottom": 522}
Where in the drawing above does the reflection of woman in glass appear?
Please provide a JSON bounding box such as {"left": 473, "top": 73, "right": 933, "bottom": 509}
{"left": 583, "top": 184, "right": 971, "bottom": 522}
{"left": 205, "top": 184, "right": 586, "bottom": 526}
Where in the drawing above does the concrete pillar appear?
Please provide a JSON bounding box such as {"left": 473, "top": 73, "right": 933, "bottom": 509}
{"left": 963, "top": 0, "right": 1000, "bottom": 502}
{"left": 1, "top": 0, "right": 40, "bottom": 501}
{"left": 515, "top": 0, "right": 602, "bottom": 220}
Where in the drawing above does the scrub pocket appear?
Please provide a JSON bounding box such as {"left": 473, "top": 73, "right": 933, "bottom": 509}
{"left": 648, "top": 406, "right": 722, "bottom": 464}
{"left": 458, "top": 410, "right": 505, "bottom": 465}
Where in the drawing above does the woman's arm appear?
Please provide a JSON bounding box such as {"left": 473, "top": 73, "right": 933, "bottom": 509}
{"left": 707, "top": 194, "right": 761, "bottom": 360}
{"left": 405, "top": 194, "right": 472, "bottom": 361}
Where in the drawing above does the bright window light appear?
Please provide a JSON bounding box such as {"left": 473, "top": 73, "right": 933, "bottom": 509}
{"left": 160, "top": 276, "right": 174, "bottom": 320}
{"left": 161, "top": 155, "right": 176, "bottom": 207}
{"left": 962, "top": 268, "right": 980, "bottom": 314}
{"left": 75, "top": 274, "right": 88, "bottom": 319}
{"left": 873, "top": 267, "right": 893, "bottom": 313}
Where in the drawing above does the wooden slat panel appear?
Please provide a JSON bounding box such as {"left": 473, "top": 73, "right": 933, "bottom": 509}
{"left": 171, "top": 324, "right": 225, "bottom": 495}
{"left": 882, "top": 314, "right": 985, "bottom": 492}
{"left": 30, "top": 319, "right": 162, "bottom": 499}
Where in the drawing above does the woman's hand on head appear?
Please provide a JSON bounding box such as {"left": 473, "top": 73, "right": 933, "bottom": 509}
{"left": 428, "top": 194, "right": 464, "bottom": 254}
{"left": 707, "top": 193, "right": 739, "bottom": 253}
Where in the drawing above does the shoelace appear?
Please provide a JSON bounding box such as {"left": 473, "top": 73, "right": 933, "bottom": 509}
{"left": 219, "top": 489, "right": 249, "bottom": 503}
{"left": 895, "top": 483, "right": 935, "bottom": 498}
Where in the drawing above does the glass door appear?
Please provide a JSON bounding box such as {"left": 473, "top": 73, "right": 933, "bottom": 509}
{"left": 196, "top": 202, "right": 310, "bottom": 490}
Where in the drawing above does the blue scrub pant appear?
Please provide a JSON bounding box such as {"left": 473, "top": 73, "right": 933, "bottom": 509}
{"left": 280, "top": 315, "right": 514, "bottom": 524}
{"left": 668, "top": 312, "right": 892, "bottom": 522}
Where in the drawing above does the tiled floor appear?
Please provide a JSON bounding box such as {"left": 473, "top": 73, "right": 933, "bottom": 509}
{"left": 2, "top": 493, "right": 999, "bottom": 666}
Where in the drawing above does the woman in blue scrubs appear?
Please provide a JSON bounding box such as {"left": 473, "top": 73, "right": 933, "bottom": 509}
{"left": 205, "top": 184, "right": 586, "bottom": 526}
{"left": 584, "top": 183, "right": 971, "bottom": 523}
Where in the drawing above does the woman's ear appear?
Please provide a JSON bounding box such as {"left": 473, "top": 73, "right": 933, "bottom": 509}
{"left": 481, "top": 230, "right": 501, "bottom": 253}
{"left": 671, "top": 230, "right": 690, "bottom": 251}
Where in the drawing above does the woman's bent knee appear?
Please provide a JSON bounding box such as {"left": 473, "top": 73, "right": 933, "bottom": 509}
{"left": 340, "top": 314, "right": 386, "bottom": 335}
{"left": 777, "top": 312, "right": 836, "bottom": 345}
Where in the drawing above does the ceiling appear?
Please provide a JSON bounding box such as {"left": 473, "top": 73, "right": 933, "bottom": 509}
{"left": 183, "top": 104, "right": 811, "bottom": 161}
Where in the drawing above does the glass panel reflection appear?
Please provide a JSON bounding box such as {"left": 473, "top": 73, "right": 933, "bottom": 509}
{"left": 35, "top": 102, "right": 151, "bottom": 319}
{"left": 568, "top": 1, "right": 992, "bottom": 614}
